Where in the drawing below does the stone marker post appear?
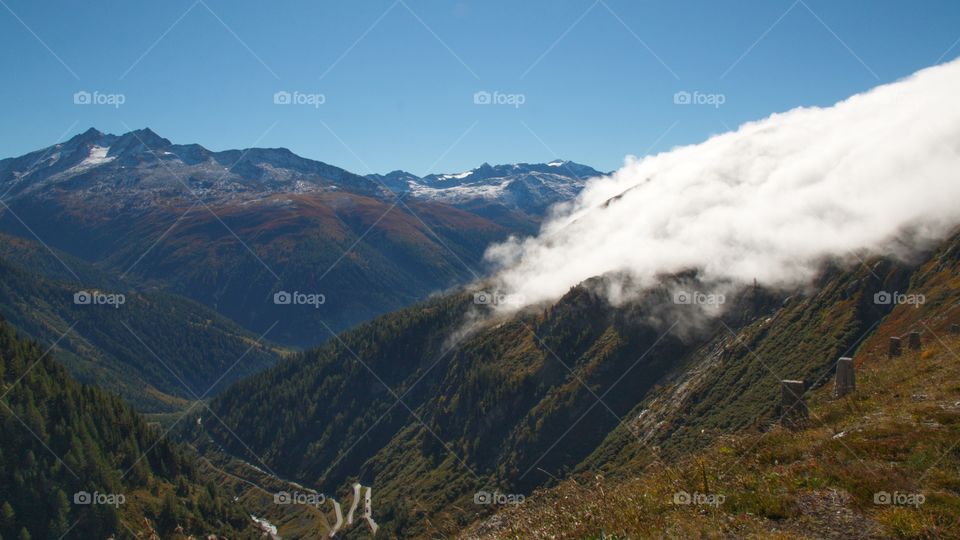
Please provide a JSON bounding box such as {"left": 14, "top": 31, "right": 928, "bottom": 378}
{"left": 889, "top": 336, "right": 902, "bottom": 358}
{"left": 907, "top": 331, "right": 922, "bottom": 351}
{"left": 834, "top": 357, "right": 855, "bottom": 398}
{"left": 781, "top": 380, "right": 808, "bottom": 428}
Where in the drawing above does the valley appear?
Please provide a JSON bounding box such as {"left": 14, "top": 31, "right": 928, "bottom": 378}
{"left": 195, "top": 229, "right": 960, "bottom": 538}
{"left": 2, "top": 8, "right": 959, "bottom": 536}
{"left": 1, "top": 123, "right": 958, "bottom": 538}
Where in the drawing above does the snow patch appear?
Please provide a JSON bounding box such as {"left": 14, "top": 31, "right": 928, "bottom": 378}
{"left": 83, "top": 146, "right": 113, "bottom": 166}
{"left": 409, "top": 179, "right": 508, "bottom": 202}
{"left": 438, "top": 170, "right": 472, "bottom": 181}
{"left": 70, "top": 146, "right": 115, "bottom": 172}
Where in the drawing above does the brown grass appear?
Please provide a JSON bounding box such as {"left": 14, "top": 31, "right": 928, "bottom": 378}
{"left": 463, "top": 332, "right": 960, "bottom": 539}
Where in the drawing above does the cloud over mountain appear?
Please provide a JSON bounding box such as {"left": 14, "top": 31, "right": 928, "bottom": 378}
{"left": 487, "top": 59, "right": 960, "bottom": 309}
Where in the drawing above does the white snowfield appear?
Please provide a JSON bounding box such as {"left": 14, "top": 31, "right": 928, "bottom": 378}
{"left": 402, "top": 164, "right": 597, "bottom": 208}
{"left": 72, "top": 145, "right": 115, "bottom": 172}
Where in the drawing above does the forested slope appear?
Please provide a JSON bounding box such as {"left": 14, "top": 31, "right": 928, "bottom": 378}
{"left": 0, "top": 318, "right": 255, "bottom": 539}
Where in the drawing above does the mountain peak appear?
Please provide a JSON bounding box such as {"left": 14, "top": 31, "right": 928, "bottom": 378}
{"left": 64, "top": 127, "right": 106, "bottom": 147}
{"left": 127, "top": 127, "right": 170, "bottom": 146}
{"left": 108, "top": 128, "right": 172, "bottom": 157}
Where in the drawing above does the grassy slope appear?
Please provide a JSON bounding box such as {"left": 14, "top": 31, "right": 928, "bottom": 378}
{"left": 463, "top": 334, "right": 960, "bottom": 539}
{"left": 463, "top": 241, "right": 960, "bottom": 539}
{"left": 573, "top": 261, "right": 905, "bottom": 481}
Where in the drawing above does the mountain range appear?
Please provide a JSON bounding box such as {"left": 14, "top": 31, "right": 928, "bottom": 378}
{"left": 0, "top": 128, "right": 603, "bottom": 351}
{"left": 368, "top": 160, "right": 604, "bottom": 217}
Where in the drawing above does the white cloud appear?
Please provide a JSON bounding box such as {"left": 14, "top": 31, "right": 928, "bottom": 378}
{"left": 486, "top": 59, "right": 960, "bottom": 310}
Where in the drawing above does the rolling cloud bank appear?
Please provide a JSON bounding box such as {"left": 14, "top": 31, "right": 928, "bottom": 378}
{"left": 486, "top": 58, "right": 960, "bottom": 311}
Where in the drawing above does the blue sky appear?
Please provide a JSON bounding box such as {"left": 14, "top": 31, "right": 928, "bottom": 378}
{"left": 1, "top": 0, "right": 958, "bottom": 175}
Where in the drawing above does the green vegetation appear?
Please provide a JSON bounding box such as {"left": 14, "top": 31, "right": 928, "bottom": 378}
{"left": 200, "top": 271, "right": 880, "bottom": 537}
{"left": 0, "top": 317, "right": 255, "bottom": 539}
{"left": 463, "top": 231, "right": 960, "bottom": 539}
{"left": 463, "top": 322, "right": 960, "bottom": 539}
{"left": 205, "top": 230, "right": 959, "bottom": 538}
{"left": 0, "top": 243, "right": 281, "bottom": 412}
